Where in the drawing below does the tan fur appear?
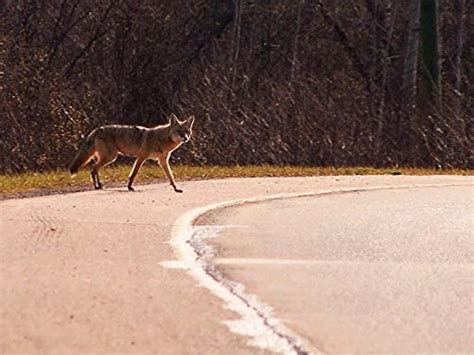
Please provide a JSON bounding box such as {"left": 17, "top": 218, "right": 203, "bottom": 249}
{"left": 69, "top": 114, "right": 195, "bottom": 192}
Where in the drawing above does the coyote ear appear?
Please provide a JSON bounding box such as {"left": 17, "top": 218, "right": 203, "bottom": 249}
{"left": 187, "top": 115, "right": 195, "bottom": 128}
{"left": 169, "top": 113, "right": 178, "bottom": 125}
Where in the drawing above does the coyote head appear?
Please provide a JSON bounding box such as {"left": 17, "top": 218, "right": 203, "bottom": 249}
{"left": 169, "top": 113, "right": 195, "bottom": 143}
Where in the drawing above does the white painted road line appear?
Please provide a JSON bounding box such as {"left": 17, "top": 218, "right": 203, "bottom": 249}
{"left": 214, "top": 258, "right": 474, "bottom": 267}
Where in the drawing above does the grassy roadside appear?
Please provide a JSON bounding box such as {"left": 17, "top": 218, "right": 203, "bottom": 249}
{"left": 0, "top": 164, "right": 472, "bottom": 197}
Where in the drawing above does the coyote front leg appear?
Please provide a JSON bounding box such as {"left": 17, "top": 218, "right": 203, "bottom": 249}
{"left": 159, "top": 155, "right": 182, "bottom": 193}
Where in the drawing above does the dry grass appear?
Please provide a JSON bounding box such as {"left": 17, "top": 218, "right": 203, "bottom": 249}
{"left": 0, "top": 164, "right": 472, "bottom": 196}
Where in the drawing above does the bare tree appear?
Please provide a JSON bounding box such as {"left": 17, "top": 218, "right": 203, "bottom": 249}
{"left": 403, "top": 0, "right": 421, "bottom": 102}
{"left": 420, "top": 0, "right": 441, "bottom": 101}
{"left": 230, "top": 0, "right": 242, "bottom": 89}
{"left": 291, "top": 0, "right": 304, "bottom": 80}
{"left": 453, "top": 0, "right": 465, "bottom": 110}
{"left": 366, "top": 0, "right": 394, "bottom": 154}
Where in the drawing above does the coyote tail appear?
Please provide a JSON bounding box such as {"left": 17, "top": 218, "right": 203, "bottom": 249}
{"left": 69, "top": 133, "right": 96, "bottom": 175}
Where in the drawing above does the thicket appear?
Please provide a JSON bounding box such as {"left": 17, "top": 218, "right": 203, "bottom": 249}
{"left": 1, "top": 0, "right": 472, "bottom": 173}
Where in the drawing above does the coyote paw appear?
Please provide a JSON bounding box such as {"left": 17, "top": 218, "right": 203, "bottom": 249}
{"left": 127, "top": 186, "right": 135, "bottom": 191}
{"left": 174, "top": 188, "right": 183, "bottom": 193}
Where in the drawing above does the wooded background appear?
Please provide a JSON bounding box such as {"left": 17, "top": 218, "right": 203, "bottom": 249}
{"left": 1, "top": 0, "right": 472, "bottom": 173}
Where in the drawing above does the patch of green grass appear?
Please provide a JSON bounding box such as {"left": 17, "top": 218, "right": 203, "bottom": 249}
{"left": 0, "top": 164, "right": 471, "bottom": 195}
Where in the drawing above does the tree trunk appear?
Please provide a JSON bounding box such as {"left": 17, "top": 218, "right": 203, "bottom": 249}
{"left": 291, "top": 0, "right": 303, "bottom": 81}
{"left": 420, "top": 0, "right": 441, "bottom": 101}
{"left": 367, "top": 0, "right": 393, "bottom": 156}
{"left": 403, "top": 0, "right": 421, "bottom": 102}
{"left": 230, "top": 0, "right": 242, "bottom": 89}
{"left": 454, "top": 0, "right": 464, "bottom": 98}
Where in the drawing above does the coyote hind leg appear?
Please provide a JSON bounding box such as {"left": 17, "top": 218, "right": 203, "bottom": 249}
{"left": 127, "top": 157, "right": 146, "bottom": 191}
{"left": 90, "top": 147, "right": 118, "bottom": 190}
{"left": 91, "top": 169, "right": 102, "bottom": 190}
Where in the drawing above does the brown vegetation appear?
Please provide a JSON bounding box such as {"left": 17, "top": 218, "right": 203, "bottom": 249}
{"left": 1, "top": 0, "right": 472, "bottom": 173}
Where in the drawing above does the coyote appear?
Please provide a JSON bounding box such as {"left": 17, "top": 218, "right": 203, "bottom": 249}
{"left": 69, "top": 113, "right": 195, "bottom": 192}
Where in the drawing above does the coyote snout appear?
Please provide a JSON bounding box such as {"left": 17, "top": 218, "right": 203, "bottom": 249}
{"left": 69, "top": 113, "right": 195, "bottom": 192}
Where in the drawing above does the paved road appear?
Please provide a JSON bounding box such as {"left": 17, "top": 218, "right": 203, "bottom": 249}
{"left": 202, "top": 185, "right": 474, "bottom": 354}
{"left": 0, "top": 176, "right": 472, "bottom": 354}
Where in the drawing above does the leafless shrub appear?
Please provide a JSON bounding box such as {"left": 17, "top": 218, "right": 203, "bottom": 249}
{"left": 1, "top": 0, "right": 472, "bottom": 173}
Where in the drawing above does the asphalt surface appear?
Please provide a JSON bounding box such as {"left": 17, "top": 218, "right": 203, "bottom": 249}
{"left": 0, "top": 176, "right": 472, "bottom": 354}
{"left": 203, "top": 185, "right": 473, "bottom": 354}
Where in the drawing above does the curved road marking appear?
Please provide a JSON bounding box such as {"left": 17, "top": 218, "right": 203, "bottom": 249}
{"left": 213, "top": 258, "right": 473, "bottom": 266}
{"left": 163, "top": 183, "right": 471, "bottom": 355}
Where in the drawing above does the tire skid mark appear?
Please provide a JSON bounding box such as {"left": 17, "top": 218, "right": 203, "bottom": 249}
{"left": 26, "top": 210, "right": 65, "bottom": 255}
